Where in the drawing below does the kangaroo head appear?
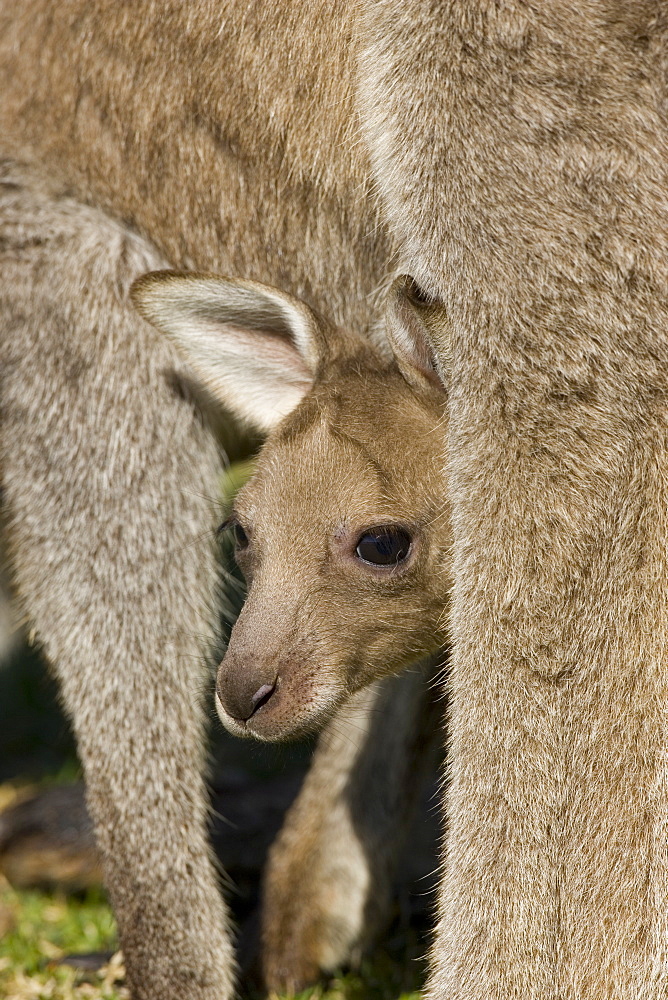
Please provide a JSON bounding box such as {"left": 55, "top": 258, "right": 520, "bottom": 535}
{"left": 132, "top": 272, "right": 451, "bottom": 740}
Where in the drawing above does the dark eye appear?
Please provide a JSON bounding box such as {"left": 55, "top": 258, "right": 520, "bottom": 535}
{"left": 355, "top": 527, "right": 412, "bottom": 567}
{"left": 234, "top": 521, "right": 249, "bottom": 550}
{"left": 217, "top": 516, "right": 250, "bottom": 550}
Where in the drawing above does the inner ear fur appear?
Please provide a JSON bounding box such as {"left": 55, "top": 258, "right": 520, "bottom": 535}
{"left": 131, "top": 270, "right": 329, "bottom": 434}
{"left": 385, "top": 274, "right": 451, "bottom": 393}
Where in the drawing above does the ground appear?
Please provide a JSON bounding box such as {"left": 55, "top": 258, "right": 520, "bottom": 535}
{"left": 0, "top": 872, "right": 424, "bottom": 1000}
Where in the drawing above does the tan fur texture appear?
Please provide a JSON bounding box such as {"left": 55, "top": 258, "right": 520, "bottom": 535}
{"left": 219, "top": 352, "right": 448, "bottom": 735}
{"left": 2, "top": 2, "right": 667, "bottom": 997}
{"left": 130, "top": 270, "right": 449, "bottom": 741}
{"left": 360, "top": 5, "right": 668, "bottom": 997}
{"left": 129, "top": 268, "right": 450, "bottom": 990}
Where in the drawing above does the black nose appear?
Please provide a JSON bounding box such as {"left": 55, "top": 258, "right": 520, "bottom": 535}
{"left": 217, "top": 668, "right": 278, "bottom": 722}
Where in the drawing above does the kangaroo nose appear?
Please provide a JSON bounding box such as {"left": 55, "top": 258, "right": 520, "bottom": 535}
{"left": 239, "top": 678, "right": 277, "bottom": 720}
{"left": 250, "top": 682, "right": 276, "bottom": 714}
{"left": 217, "top": 667, "right": 278, "bottom": 723}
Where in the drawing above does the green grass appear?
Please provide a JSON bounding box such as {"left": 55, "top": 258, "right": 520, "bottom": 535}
{"left": 0, "top": 880, "right": 424, "bottom": 1000}
{"left": 0, "top": 879, "right": 124, "bottom": 999}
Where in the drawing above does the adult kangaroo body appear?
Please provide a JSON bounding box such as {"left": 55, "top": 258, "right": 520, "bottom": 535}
{"left": 2, "top": 3, "right": 668, "bottom": 999}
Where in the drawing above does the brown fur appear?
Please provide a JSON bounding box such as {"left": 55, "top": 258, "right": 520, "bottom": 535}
{"left": 361, "top": 5, "right": 668, "bottom": 997}
{"left": 129, "top": 268, "right": 450, "bottom": 744}
{"left": 2, "top": 2, "right": 668, "bottom": 997}
{"left": 128, "top": 267, "right": 450, "bottom": 989}
{"left": 0, "top": 164, "right": 234, "bottom": 998}
{"left": 217, "top": 352, "right": 448, "bottom": 739}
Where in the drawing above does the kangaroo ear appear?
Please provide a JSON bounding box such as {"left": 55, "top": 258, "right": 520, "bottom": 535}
{"left": 131, "top": 271, "right": 326, "bottom": 433}
{"left": 385, "top": 276, "right": 450, "bottom": 394}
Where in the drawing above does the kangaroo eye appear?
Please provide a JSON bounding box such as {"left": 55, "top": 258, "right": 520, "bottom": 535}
{"left": 217, "top": 516, "right": 250, "bottom": 550}
{"left": 355, "top": 527, "right": 412, "bottom": 567}
{"left": 234, "top": 522, "right": 249, "bottom": 550}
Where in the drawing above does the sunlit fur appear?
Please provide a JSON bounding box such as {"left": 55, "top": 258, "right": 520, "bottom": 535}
{"left": 133, "top": 269, "right": 450, "bottom": 744}
{"left": 2, "top": 3, "right": 668, "bottom": 998}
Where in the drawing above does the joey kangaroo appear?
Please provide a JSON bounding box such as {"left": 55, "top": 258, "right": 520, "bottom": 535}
{"left": 132, "top": 272, "right": 451, "bottom": 742}
{"left": 132, "top": 270, "right": 452, "bottom": 989}
{"left": 2, "top": 3, "right": 668, "bottom": 999}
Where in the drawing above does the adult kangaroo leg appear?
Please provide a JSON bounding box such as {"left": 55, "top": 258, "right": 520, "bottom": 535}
{"left": 361, "top": 3, "right": 668, "bottom": 996}
{"left": 0, "top": 165, "right": 234, "bottom": 1000}
{"left": 261, "top": 660, "right": 443, "bottom": 994}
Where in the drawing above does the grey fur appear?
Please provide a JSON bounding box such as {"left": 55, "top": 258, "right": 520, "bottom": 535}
{"left": 0, "top": 167, "right": 235, "bottom": 998}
